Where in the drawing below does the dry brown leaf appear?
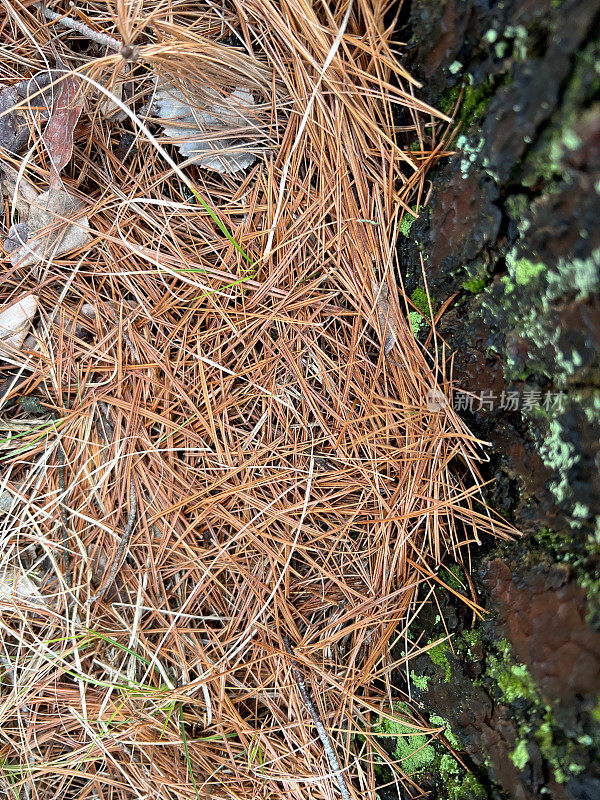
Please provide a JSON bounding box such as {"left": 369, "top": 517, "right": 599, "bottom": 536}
{"left": 42, "top": 71, "right": 84, "bottom": 189}
{"left": 372, "top": 280, "right": 399, "bottom": 355}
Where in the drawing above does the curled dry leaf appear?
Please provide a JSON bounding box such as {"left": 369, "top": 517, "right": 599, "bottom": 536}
{"left": 1, "top": 174, "right": 91, "bottom": 267}
{"left": 152, "top": 81, "right": 263, "bottom": 174}
{"left": 0, "top": 294, "right": 37, "bottom": 357}
{"left": 372, "top": 280, "right": 399, "bottom": 355}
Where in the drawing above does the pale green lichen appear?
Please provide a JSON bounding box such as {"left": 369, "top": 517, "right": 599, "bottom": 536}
{"left": 510, "top": 740, "right": 529, "bottom": 770}
{"left": 512, "top": 258, "right": 544, "bottom": 285}
{"left": 485, "top": 247, "right": 600, "bottom": 385}
{"left": 458, "top": 135, "right": 484, "bottom": 177}
{"left": 544, "top": 248, "right": 600, "bottom": 299}
{"left": 503, "top": 25, "right": 529, "bottom": 60}
{"left": 534, "top": 416, "right": 577, "bottom": 505}
{"left": 521, "top": 39, "right": 600, "bottom": 185}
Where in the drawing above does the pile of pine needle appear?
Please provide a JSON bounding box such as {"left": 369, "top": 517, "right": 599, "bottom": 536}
{"left": 0, "top": 2, "right": 511, "bottom": 798}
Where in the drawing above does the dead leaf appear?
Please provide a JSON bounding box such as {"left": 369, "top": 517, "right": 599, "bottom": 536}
{"left": 42, "top": 71, "right": 84, "bottom": 189}
{"left": 0, "top": 294, "right": 37, "bottom": 357}
{"left": 0, "top": 486, "right": 22, "bottom": 513}
{"left": 0, "top": 84, "right": 29, "bottom": 154}
{"left": 0, "top": 165, "right": 39, "bottom": 216}
{"left": 1, "top": 175, "right": 91, "bottom": 268}
{"left": 0, "top": 567, "right": 45, "bottom": 606}
{"left": 0, "top": 72, "right": 55, "bottom": 154}
{"left": 372, "top": 280, "right": 399, "bottom": 355}
{"left": 152, "top": 81, "right": 263, "bottom": 174}
{"left": 3, "top": 222, "right": 28, "bottom": 254}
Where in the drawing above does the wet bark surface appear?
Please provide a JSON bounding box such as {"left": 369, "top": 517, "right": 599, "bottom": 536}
{"left": 396, "top": 1, "right": 600, "bottom": 797}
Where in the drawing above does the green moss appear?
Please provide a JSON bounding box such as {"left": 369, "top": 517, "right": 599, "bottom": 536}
{"left": 409, "top": 310, "right": 424, "bottom": 336}
{"left": 463, "top": 274, "right": 488, "bottom": 293}
{"left": 400, "top": 209, "right": 418, "bottom": 237}
{"left": 375, "top": 704, "right": 436, "bottom": 775}
{"left": 458, "top": 628, "right": 484, "bottom": 660}
{"left": 486, "top": 641, "right": 538, "bottom": 703}
{"left": 440, "top": 75, "right": 507, "bottom": 132}
{"left": 408, "top": 285, "right": 435, "bottom": 336}
{"left": 374, "top": 703, "right": 485, "bottom": 796}
{"left": 427, "top": 639, "right": 452, "bottom": 682}
{"left": 430, "top": 714, "right": 461, "bottom": 749}
{"left": 410, "top": 286, "right": 433, "bottom": 316}
{"left": 410, "top": 671, "right": 430, "bottom": 691}
{"left": 439, "top": 753, "right": 487, "bottom": 800}
{"left": 439, "top": 563, "right": 465, "bottom": 592}
{"left": 510, "top": 740, "right": 529, "bottom": 770}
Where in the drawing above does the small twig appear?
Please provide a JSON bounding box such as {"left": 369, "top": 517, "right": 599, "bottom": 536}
{"left": 34, "top": 3, "right": 122, "bottom": 53}
{"left": 88, "top": 481, "right": 137, "bottom": 604}
{"left": 56, "top": 442, "right": 71, "bottom": 587}
{"left": 283, "top": 637, "right": 352, "bottom": 800}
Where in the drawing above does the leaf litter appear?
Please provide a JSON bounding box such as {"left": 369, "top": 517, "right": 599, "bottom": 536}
{"left": 0, "top": 3, "right": 513, "bottom": 800}
{"left": 1, "top": 68, "right": 90, "bottom": 268}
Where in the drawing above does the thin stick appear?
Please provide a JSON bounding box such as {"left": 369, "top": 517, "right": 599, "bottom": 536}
{"left": 283, "top": 637, "right": 352, "bottom": 800}
{"left": 34, "top": 3, "right": 122, "bottom": 52}
{"left": 88, "top": 481, "right": 137, "bottom": 604}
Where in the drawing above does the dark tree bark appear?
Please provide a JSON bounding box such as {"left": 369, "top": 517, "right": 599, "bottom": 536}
{"left": 397, "top": 1, "right": 600, "bottom": 798}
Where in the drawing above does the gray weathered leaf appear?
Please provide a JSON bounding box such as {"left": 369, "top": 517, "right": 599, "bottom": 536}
{"left": 0, "top": 567, "right": 45, "bottom": 606}
{"left": 1, "top": 176, "right": 91, "bottom": 268}
{"left": 0, "top": 294, "right": 37, "bottom": 357}
{"left": 0, "top": 84, "right": 29, "bottom": 154}
{"left": 152, "top": 81, "right": 262, "bottom": 174}
{"left": 0, "top": 72, "right": 55, "bottom": 154}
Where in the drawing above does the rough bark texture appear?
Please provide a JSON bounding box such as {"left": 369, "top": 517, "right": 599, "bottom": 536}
{"left": 395, "top": 1, "right": 600, "bottom": 798}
